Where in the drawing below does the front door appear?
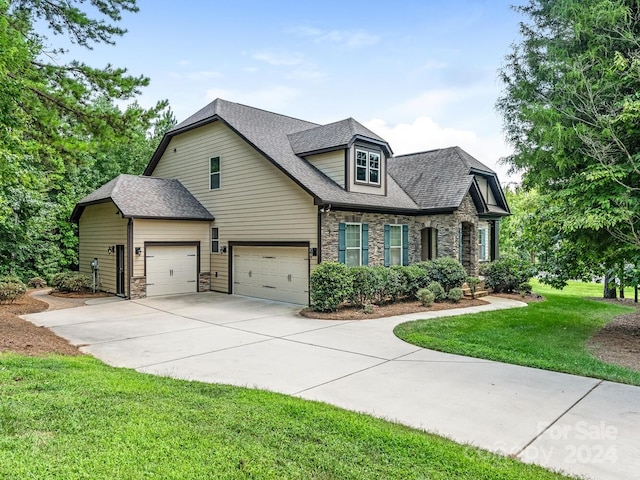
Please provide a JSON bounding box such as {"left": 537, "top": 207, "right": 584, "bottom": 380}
{"left": 116, "top": 245, "right": 125, "bottom": 296}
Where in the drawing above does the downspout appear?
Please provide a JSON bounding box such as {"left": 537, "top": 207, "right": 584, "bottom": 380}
{"left": 127, "top": 218, "right": 133, "bottom": 299}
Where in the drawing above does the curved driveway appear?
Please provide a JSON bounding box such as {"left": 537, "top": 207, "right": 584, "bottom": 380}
{"left": 24, "top": 292, "right": 640, "bottom": 480}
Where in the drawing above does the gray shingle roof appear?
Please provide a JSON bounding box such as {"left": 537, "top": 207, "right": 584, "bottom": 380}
{"left": 149, "top": 99, "right": 418, "bottom": 211}
{"left": 71, "top": 174, "right": 214, "bottom": 222}
{"left": 388, "top": 147, "right": 497, "bottom": 211}
{"left": 288, "top": 118, "right": 389, "bottom": 155}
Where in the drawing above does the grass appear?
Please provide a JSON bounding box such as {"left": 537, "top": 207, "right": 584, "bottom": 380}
{"left": 0, "top": 354, "right": 573, "bottom": 480}
{"left": 395, "top": 280, "right": 640, "bottom": 385}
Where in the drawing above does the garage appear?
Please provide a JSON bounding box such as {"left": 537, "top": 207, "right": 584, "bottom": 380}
{"left": 233, "top": 246, "right": 309, "bottom": 305}
{"left": 146, "top": 245, "right": 198, "bottom": 297}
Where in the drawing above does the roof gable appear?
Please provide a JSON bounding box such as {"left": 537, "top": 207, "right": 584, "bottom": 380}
{"left": 288, "top": 117, "right": 391, "bottom": 156}
{"left": 71, "top": 174, "right": 214, "bottom": 223}
{"left": 388, "top": 146, "right": 508, "bottom": 214}
{"left": 145, "top": 99, "right": 418, "bottom": 212}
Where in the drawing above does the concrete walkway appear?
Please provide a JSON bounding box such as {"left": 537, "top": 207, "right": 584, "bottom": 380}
{"left": 23, "top": 293, "right": 640, "bottom": 480}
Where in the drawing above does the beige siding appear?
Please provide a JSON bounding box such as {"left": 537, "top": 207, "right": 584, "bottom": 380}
{"left": 132, "top": 219, "right": 211, "bottom": 277}
{"left": 305, "top": 150, "right": 345, "bottom": 187}
{"left": 152, "top": 120, "right": 317, "bottom": 293}
{"left": 475, "top": 175, "right": 497, "bottom": 205}
{"left": 347, "top": 144, "right": 386, "bottom": 195}
{"left": 78, "top": 202, "right": 128, "bottom": 295}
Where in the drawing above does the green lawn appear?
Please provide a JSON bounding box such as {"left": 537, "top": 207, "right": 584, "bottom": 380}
{"left": 395, "top": 281, "right": 640, "bottom": 385}
{"left": 0, "top": 354, "right": 572, "bottom": 480}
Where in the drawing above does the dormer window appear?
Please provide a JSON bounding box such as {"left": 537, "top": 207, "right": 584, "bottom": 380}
{"left": 355, "top": 149, "right": 381, "bottom": 186}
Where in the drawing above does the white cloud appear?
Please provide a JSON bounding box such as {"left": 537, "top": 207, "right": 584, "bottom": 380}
{"left": 177, "top": 60, "right": 191, "bottom": 67}
{"left": 205, "top": 86, "right": 300, "bottom": 111}
{"left": 289, "top": 26, "right": 380, "bottom": 48}
{"left": 364, "top": 117, "right": 516, "bottom": 183}
{"left": 252, "top": 51, "right": 304, "bottom": 67}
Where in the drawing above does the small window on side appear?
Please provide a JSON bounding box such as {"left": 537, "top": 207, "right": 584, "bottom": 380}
{"left": 210, "top": 156, "right": 220, "bottom": 190}
{"left": 212, "top": 227, "right": 219, "bottom": 253}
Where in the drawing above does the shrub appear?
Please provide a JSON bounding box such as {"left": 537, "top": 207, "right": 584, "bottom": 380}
{"left": 28, "top": 277, "right": 47, "bottom": 288}
{"left": 386, "top": 267, "right": 406, "bottom": 302}
{"left": 370, "top": 266, "right": 391, "bottom": 304}
{"left": 481, "top": 257, "right": 538, "bottom": 293}
{"left": 363, "top": 303, "right": 374, "bottom": 314}
{"left": 416, "top": 288, "right": 435, "bottom": 306}
{"left": 518, "top": 282, "right": 533, "bottom": 296}
{"left": 396, "top": 265, "right": 431, "bottom": 297}
{"left": 0, "top": 280, "right": 27, "bottom": 304}
{"left": 50, "top": 272, "right": 93, "bottom": 293}
{"left": 421, "top": 257, "right": 467, "bottom": 292}
{"left": 447, "top": 287, "right": 463, "bottom": 303}
{"left": 0, "top": 275, "right": 23, "bottom": 283}
{"left": 310, "top": 262, "right": 352, "bottom": 312}
{"left": 427, "top": 281, "right": 446, "bottom": 302}
{"left": 349, "top": 266, "right": 384, "bottom": 307}
{"left": 465, "top": 276, "right": 482, "bottom": 299}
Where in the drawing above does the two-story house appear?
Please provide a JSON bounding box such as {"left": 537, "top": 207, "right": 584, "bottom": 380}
{"left": 71, "top": 99, "right": 510, "bottom": 305}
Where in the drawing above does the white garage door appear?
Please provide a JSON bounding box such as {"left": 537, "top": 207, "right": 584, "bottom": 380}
{"left": 146, "top": 245, "right": 198, "bottom": 297}
{"left": 233, "top": 246, "right": 309, "bottom": 305}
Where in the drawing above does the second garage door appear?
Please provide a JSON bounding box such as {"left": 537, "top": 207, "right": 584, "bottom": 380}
{"left": 233, "top": 246, "right": 309, "bottom": 305}
{"left": 146, "top": 245, "right": 198, "bottom": 297}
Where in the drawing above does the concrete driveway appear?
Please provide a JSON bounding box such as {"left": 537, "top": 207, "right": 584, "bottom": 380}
{"left": 24, "top": 292, "right": 640, "bottom": 480}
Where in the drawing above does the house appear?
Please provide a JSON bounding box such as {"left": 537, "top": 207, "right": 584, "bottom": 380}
{"left": 71, "top": 99, "right": 510, "bottom": 304}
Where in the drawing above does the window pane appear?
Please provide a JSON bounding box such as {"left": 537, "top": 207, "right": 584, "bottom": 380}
{"left": 390, "top": 247, "right": 401, "bottom": 266}
{"left": 356, "top": 165, "right": 367, "bottom": 182}
{"left": 212, "top": 227, "right": 219, "bottom": 240}
{"left": 356, "top": 150, "right": 367, "bottom": 164}
{"left": 369, "top": 168, "right": 379, "bottom": 184}
{"left": 346, "top": 249, "right": 360, "bottom": 267}
{"left": 369, "top": 152, "right": 380, "bottom": 168}
{"left": 212, "top": 240, "right": 219, "bottom": 253}
{"left": 346, "top": 224, "right": 361, "bottom": 248}
{"left": 210, "top": 172, "right": 220, "bottom": 189}
{"left": 210, "top": 157, "right": 220, "bottom": 173}
{"left": 390, "top": 226, "right": 402, "bottom": 247}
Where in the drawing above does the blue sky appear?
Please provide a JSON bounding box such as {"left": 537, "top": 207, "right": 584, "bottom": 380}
{"left": 61, "top": 0, "right": 525, "bottom": 182}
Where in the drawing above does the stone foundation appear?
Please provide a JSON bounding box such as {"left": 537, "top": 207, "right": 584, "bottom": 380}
{"left": 130, "top": 276, "right": 146, "bottom": 299}
{"left": 199, "top": 272, "right": 211, "bottom": 292}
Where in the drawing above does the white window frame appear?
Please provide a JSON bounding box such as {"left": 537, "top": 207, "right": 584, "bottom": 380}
{"left": 211, "top": 227, "right": 220, "bottom": 253}
{"left": 210, "top": 156, "right": 221, "bottom": 190}
{"left": 389, "top": 224, "right": 403, "bottom": 266}
{"left": 478, "top": 227, "right": 488, "bottom": 261}
{"left": 345, "top": 223, "right": 362, "bottom": 267}
{"left": 355, "top": 148, "right": 381, "bottom": 186}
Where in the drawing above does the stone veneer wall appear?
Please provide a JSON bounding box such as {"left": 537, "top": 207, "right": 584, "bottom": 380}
{"left": 320, "top": 193, "right": 480, "bottom": 274}
{"left": 199, "top": 272, "right": 211, "bottom": 292}
{"left": 130, "top": 276, "right": 146, "bottom": 299}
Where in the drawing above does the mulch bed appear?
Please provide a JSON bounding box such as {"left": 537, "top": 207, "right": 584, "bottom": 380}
{"left": 0, "top": 291, "right": 81, "bottom": 356}
{"left": 588, "top": 298, "right": 640, "bottom": 372}
{"left": 300, "top": 297, "right": 489, "bottom": 320}
{"left": 50, "top": 291, "right": 112, "bottom": 299}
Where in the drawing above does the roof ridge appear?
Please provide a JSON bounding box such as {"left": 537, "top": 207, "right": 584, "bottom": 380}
{"left": 220, "top": 98, "right": 320, "bottom": 127}
{"left": 392, "top": 147, "right": 452, "bottom": 158}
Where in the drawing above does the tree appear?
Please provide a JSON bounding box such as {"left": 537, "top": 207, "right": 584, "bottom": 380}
{"left": 497, "top": 0, "right": 640, "bottom": 291}
{"left": 0, "top": 0, "right": 167, "bottom": 279}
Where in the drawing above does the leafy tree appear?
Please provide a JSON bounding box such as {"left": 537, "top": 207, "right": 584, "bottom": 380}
{"left": 497, "top": 0, "right": 640, "bottom": 292}
{"left": 0, "top": 0, "right": 168, "bottom": 279}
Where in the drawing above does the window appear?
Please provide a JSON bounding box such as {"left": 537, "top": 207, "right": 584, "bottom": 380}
{"left": 211, "top": 227, "right": 219, "bottom": 253}
{"left": 345, "top": 223, "right": 362, "bottom": 267}
{"left": 478, "top": 227, "right": 488, "bottom": 261}
{"left": 389, "top": 225, "right": 402, "bottom": 266}
{"left": 210, "top": 156, "right": 220, "bottom": 190}
{"left": 355, "top": 148, "right": 381, "bottom": 185}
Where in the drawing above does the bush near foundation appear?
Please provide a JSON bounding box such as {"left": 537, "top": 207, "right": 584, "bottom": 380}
{"left": 309, "top": 262, "right": 352, "bottom": 312}
{"left": 50, "top": 272, "right": 93, "bottom": 293}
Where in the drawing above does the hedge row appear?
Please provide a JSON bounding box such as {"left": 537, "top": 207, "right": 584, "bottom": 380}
{"left": 310, "top": 258, "right": 467, "bottom": 312}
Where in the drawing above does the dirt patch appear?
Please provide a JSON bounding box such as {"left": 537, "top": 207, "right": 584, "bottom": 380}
{"left": 300, "top": 297, "right": 489, "bottom": 320}
{"left": 491, "top": 292, "right": 545, "bottom": 304}
{"left": 588, "top": 300, "right": 640, "bottom": 372}
{"left": 0, "top": 291, "right": 82, "bottom": 356}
